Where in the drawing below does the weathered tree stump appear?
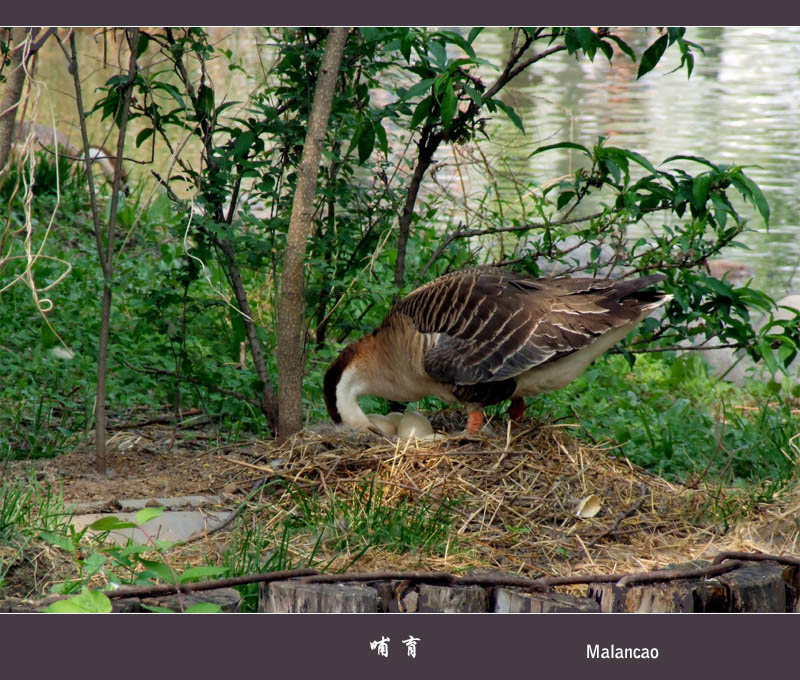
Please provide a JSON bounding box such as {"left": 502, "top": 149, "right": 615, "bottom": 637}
{"left": 260, "top": 581, "right": 379, "bottom": 613}
{"left": 588, "top": 579, "right": 726, "bottom": 613}
{"left": 589, "top": 561, "right": 789, "bottom": 612}
{"left": 715, "top": 562, "right": 786, "bottom": 612}
{"left": 417, "top": 584, "right": 488, "bottom": 612}
{"left": 493, "top": 588, "right": 600, "bottom": 613}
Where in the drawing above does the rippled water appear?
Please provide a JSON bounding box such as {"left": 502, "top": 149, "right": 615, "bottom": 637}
{"left": 27, "top": 27, "right": 800, "bottom": 298}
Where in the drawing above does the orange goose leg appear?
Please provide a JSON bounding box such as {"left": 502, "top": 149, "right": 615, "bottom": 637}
{"left": 466, "top": 410, "right": 484, "bottom": 434}
{"left": 509, "top": 397, "right": 526, "bottom": 422}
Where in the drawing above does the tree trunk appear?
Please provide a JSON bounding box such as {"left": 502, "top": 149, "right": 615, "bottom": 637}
{"left": 67, "top": 29, "right": 139, "bottom": 474}
{"left": 277, "top": 27, "right": 349, "bottom": 439}
{"left": 392, "top": 127, "right": 442, "bottom": 297}
{"left": 0, "top": 28, "right": 29, "bottom": 173}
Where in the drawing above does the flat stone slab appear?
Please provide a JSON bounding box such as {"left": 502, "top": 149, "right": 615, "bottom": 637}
{"left": 70, "top": 509, "right": 235, "bottom": 545}
{"left": 67, "top": 495, "right": 222, "bottom": 514}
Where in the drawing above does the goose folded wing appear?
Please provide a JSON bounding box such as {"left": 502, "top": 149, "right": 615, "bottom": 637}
{"left": 393, "top": 271, "right": 634, "bottom": 386}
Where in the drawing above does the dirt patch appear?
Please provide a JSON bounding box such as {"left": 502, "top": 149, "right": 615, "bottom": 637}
{"left": 2, "top": 427, "right": 265, "bottom": 504}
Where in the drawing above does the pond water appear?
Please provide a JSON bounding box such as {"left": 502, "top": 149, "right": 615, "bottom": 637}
{"left": 25, "top": 27, "right": 800, "bottom": 299}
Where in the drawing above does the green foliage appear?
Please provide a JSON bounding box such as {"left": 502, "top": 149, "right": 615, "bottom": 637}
{"left": 46, "top": 586, "right": 113, "bottom": 613}
{"left": 534, "top": 352, "right": 800, "bottom": 492}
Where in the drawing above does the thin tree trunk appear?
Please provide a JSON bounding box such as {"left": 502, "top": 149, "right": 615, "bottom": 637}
{"left": 277, "top": 27, "right": 349, "bottom": 439}
{"left": 0, "top": 28, "right": 29, "bottom": 172}
{"left": 393, "top": 127, "right": 442, "bottom": 296}
{"left": 217, "top": 236, "right": 279, "bottom": 433}
{"left": 65, "top": 29, "right": 139, "bottom": 474}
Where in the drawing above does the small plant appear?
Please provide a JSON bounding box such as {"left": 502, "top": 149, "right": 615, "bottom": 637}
{"left": 0, "top": 476, "right": 71, "bottom": 591}
{"left": 42, "top": 506, "right": 227, "bottom": 613}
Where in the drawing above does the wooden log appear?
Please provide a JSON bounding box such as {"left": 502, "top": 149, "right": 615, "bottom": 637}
{"left": 493, "top": 588, "right": 600, "bottom": 613}
{"left": 589, "top": 580, "right": 728, "bottom": 613}
{"left": 260, "top": 581, "right": 379, "bottom": 613}
{"left": 715, "top": 562, "right": 786, "bottom": 612}
{"left": 417, "top": 584, "right": 488, "bottom": 613}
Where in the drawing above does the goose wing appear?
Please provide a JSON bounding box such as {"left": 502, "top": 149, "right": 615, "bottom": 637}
{"left": 389, "top": 269, "right": 664, "bottom": 386}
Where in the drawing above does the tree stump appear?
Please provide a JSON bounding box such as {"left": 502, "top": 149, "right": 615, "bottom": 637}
{"left": 417, "top": 584, "right": 488, "bottom": 612}
{"left": 493, "top": 588, "right": 600, "bottom": 613}
{"left": 260, "top": 581, "right": 379, "bottom": 613}
{"left": 715, "top": 562, "right": 786, "bottom": 612}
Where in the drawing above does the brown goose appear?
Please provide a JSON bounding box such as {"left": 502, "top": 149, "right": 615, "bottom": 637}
{"left": 323, "top": 268, "right": 669, "bottom": 434}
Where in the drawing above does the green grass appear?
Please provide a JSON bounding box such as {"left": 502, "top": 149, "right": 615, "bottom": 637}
{"left": 284, "top": 479, "right": 458, "bottom": 559}
{"left": 0, "top": 474, "right": 71, "bottom": 591}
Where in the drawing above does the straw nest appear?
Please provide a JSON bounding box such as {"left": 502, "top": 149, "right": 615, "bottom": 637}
{"left": 220, "top": 412, "right": 800, "bottom": 581}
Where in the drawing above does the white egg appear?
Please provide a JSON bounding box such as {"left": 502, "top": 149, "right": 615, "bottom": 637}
{"left": 385, "top": 412, "right": 405, "bottom": 427}
{"left": 396, "top": 411, "right": 434, "bottom": 440}
{"left": 367, "top": 414, "right": 398, "bottom": 437}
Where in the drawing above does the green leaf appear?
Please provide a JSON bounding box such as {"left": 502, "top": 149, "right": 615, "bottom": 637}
{"left": 139, "top": 559, "right": 174, "bottom": 582}
{"left": 410, "top": 95, "right": 434, "bottom": 129}
{"left": 691, "top": 174, "right": 713, "bottom": 210}
{"left": 374, "top": 121, "right": 388, "bottom": 156}
{"left": 440, "top": 83, "right": 457, "bottom": 130}
{"left": 736, "top": 172, "right": 770, "bottom": 225}
{"left": 402, "top": 78, "right": 436, "bottom": 101}
{"left": 492, "top": 99, "right": 524, "bottom": 134}
{"left": 135, "top": 506, "right": 165, "bottom": 525}
{"left": 704, "top": 277, "right": 733, "bottom": 297}
{"left": 429, "top": 40, "right": 447, "bottom": 68}
{"left": 710, "top": 192, "right": 729, "bottom": 227}
{"left": 135, "top": 128, "right": 154, "bottom": 148}
{"left": 39, "top": 532, "right": 76, "bottom": 553}
{"left": 156, "top": 82, "right": 185, "bottom": 109}
{"left": 358, "top": 123, "right": 375, "bottom": 164}
{"left": 462, "top": 82, "right": 483, "bottom": 108}
{"left": 467, "top": 28, "right": 484, "bottom": 44}
{"left": 663, "top": 154, "right": 719, "bottom": 170}
{"left": 197, "top": 85, "right": 215, "bottom": 118}
{"left": 179, "top": 566, "right": 228, "bottom": 583}
{"left": 637, "top": 33, "right": 668, "bottom": 79}
{"left": 438, "top": 30, "right": 476, "bottom": 59}
{"left": 359, "top": 27, "right": 381, "bottom": 42}
{"left": 607, "top": 34, "right": 636, "bottom": 61}
{"left": 88, "top": 516, "right": 137, "bottom": 531}
{"left": 531, "top": 141, "right": 591, "bottom": 158}
{"left": 233, "top": 131, "right": 255, "bottom": 160}
{"left": 136, "top": 33, "right": 149, "bottom": 58}
{"left": 620, "top": 149, "right": 659, "bottom": 176}
{"left": 757, "top": 337, "right": 779, "bottom": 376}
{"left": 140, "top": 604, "right": 175, "bottom": 613}
{"left": 571, "top": 27, "right": 599, "bottom": 60}
{"left": 46, "top": 588, "right": 112, "bottom": 613}
{"left": 83, "top": 552, "right": 107, "bottom": 576}
{"left": 557, "top": 191, "right": 575, "bottom": 210}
